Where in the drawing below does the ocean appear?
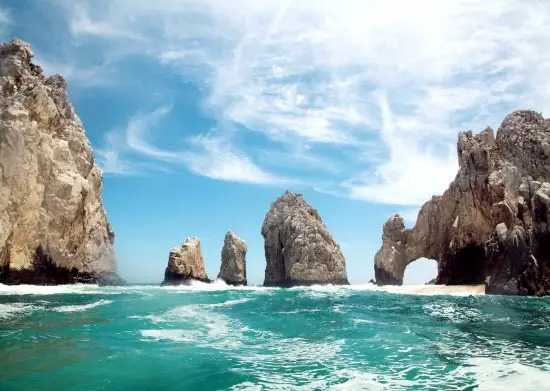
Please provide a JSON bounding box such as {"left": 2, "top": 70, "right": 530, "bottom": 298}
{"left": 0, "top": 282, "right": 549, "bottom": 391}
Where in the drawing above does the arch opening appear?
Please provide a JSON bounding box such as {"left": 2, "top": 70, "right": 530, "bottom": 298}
{"left": 403, "top": 258, "right": 438, "bottom": 285}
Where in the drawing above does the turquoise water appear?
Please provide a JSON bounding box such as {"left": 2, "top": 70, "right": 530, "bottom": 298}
{"left": 1, "top": 282, "right": 550, "bottom": 391}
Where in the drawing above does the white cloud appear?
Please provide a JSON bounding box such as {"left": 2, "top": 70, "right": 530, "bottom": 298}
{"left": 95, "top": 146, "right": 133, "bottom": 176}
{"left": 182, "top": 134, "right": 289, "bottom": 185}
{"left": 98, "top": 105, "right": 286, "bottom": 185}
{"left": 343, "top": 92, "right": 458, "bottom": 205}
{"left": 124, "top": 105, "right": 181, "bottom": 160}
{"left": 49, "top": 0, "right": 550, "bottom": 204}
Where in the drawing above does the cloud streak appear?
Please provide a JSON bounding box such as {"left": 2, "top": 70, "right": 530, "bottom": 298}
{"left": 97, "top": 105, "right": 288, "bottom": 185}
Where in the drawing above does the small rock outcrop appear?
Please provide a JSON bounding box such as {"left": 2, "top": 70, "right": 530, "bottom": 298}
{"left": 262, "top": 191, "right": 348, "bottom": 286}
{"left": 375, "top": 110, "right": 550, "bottom": 295}
{"left": 0, "top": 39, "right": 123, "bottom": 285}
{"left": 162, "top": 237, "right": 209, "bottom": 285}
{"left": 218, "top": 230, "right": 247, "bottom": 285}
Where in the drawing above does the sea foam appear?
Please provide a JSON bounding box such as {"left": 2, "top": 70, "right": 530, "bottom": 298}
{"left": 52, "top": 299, "right": 113, "bottom": 313}
{"left": 0, "top": 302, "right": 40, "bottom": 319}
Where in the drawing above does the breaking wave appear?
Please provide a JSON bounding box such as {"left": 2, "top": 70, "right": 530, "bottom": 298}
{"left": 52, "top": 299, "right": 113, "bottom": 313}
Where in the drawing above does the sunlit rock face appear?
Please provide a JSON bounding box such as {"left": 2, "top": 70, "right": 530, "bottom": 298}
{"left": 375, "top": 110, "right": 550, "bottom": 296}
{"left": 0, "top": 39, "right": 122, "bottom": 285}
{"left": 162, "top": 237, "right": 210, "bottom": 285}
{"left": 262, "top": 191, "right": 348, "bottom": 287}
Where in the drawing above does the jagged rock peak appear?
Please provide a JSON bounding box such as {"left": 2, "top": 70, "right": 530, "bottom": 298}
{"left": 162, "top": 237, "right": 210, "bottom": 285}
{"left": 218, "top": 230, "right": 247, "bottom": 286}
{"left": 262, "top": 191, "right": 348, "bottom": 287}
{"left": 374, "top": 109, "right": 550, "bottom": 295}
{"left": 0, "top": 38, "right": 123, "bottom": 285}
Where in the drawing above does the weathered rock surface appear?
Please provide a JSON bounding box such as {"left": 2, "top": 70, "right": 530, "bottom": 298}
{"left": 0, "top": 39, "right": 123, "bottom": 285}
{"left": 162, "top": 237, "right": 209, "bottom": 285}
{"left": 375, "top": 110, "right": 550, "bottom": 295}
{"left": 262, "top": 191, "right": 348, "bottom": 286}
{"left": 218, "top": 230, "right": 247, "bottom": 285}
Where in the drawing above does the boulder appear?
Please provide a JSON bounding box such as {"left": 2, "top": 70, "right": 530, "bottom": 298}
{"left": 0, "top": 39, "right": 123, "bottom": 285}
{"left": 218, "top": 230, "right": 247, "bottom": 285}
{"left": 162, "top": 237, "right": 209, "bottom": 285}
{"left": 262, "top": 191, "right": 348, "bottom": 286}
{"left": 374, "top": 110, "right": 550, "bottom": 295}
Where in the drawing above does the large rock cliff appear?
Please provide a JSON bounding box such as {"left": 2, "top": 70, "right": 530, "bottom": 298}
{"left": 162, "top": 237, "right": 209, "bottom": 285}
{"left": 262, "top": 191, "right": 348, "bottom": 286}
{"left": 375, "top": 110, "right": 550, "bottom": 295}
{"left": 0, "top": 39, "right": 122, "bottom": 285}
{"left": 218, "top": 230, "right": 247, "bottom": 286}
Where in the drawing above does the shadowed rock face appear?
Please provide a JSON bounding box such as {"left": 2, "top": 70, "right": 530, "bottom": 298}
{"left": 375, "top": 110, "right": 550, "bottom": 295}
{"left": 0, "top": 39, "right": 123, "bottom": 285}
{"left": 218, "top": 230, "right": 247, "bottom": 286}
{"left": 162, "top": 238, "right": 210, "bottom": 285}
{"left": 262, "top": 191, "right": 348, "bottom": 287}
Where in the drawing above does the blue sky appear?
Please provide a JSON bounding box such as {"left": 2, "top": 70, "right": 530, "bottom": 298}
{"left": 2, "top": 0, "right": 549, "bottom": 284}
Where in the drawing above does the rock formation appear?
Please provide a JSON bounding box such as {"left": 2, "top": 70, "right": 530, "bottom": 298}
{"left": 218, "top": 230, "right": 247, "bottom": 285}
{"left": 0, "top": 39, "right": 123, "bottom": 285}
{"left": 375, "top": 110, "right": 550, "bottom": 295}
{"left": 162, "top": 237, "right": 209, "bottom": 285}
{"left": 262, "top": 191, "right": 348, "bottom": 286}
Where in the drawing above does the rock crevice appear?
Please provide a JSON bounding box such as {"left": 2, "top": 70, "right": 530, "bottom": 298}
{"left": 375, "top": 110, "right": 550, "bottom": 295}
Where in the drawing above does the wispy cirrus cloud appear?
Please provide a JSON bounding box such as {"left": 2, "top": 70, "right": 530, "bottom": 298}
{"left": 47, "top": 0, "right": 550, "bottom": 204}
{"left": 182, "top": 134, "right": 288, "bottom": 185}
{"left": 97, "top": 105, "right": 289, "bottom": 185}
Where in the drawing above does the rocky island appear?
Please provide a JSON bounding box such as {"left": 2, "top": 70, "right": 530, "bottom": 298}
{"left": 375, "top": 110, "right": 550, "bottom": 296}
{"left": 0, "top": 39, "right": 122, "bottom": 285}
{"left": 162, "top": 237, "right": 210, "bottom": 285}
{"left": 262, "top": 191, "right": 348, "bottom": 286}
{"left": 218, "top": 230, "right": 247, "bottom": 286}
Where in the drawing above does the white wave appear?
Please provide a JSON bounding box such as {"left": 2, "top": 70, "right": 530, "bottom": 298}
{"left": 331, "top": 369, "right": 404, "bottom": 390}
{"left": 207, "top": 298, "right": 253, "bottom": 307}
{"left": 52, "top": 299, "right": 113, "bottom": 313}
{"left": 0, "top": 283, "right": 108, "bottom": 296}
{"left": 0, "top": 281, "right": 484, "bottom": 298}
{"left": 140, "top": 329, "right": 202, "bottom": 343}
{"left": 0, "top": 302, "right": 41, "bottom": 319}
{"left": 161, "top": 279, "right": 277, "bottom": 293}
{"left": 452, "top": 357, "right": 550, "bottom": 391}
{"left": 352, "top": 318, "right": 375, "bottom": 325}
{"left": 278, "top": 309, "right": 322, "bottom": 314}
{"left": 138, "top": 301, "right": 250, "bottom": 350}
{"left": 424, "top": 301, "right": 484, "bottom": 323}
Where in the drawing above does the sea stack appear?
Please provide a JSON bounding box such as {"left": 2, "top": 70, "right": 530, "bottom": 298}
{"left": 162, "top": 237, "right": 209, "bottom": 285}
{"left": 218, "top": 230, "right": 247, "bottom": 285}
{"left": 0, "top": 39, "right": 123, "bottom": 285}
{"left": 375, "top": 110, "right": 550, "bottom": 296}
{"left": 262, "top": 191, "right": 348, "bottom": 287}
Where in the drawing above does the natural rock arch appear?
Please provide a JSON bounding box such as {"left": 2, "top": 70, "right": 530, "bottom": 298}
{"left": 375, "top": 110, "right": 550, "bottom": 295}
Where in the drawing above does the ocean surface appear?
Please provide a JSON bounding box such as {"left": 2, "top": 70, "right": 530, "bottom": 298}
{"left": 1, "top": 282, "right": 550, "bottom": 391}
